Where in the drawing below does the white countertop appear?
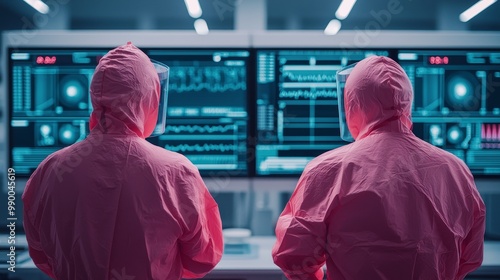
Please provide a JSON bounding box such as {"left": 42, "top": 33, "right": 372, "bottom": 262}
{"left": 2, "top": 235, "right": 499, "bottom": 272}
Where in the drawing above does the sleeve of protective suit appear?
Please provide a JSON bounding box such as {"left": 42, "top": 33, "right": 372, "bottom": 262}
{"left": 23, "top": 213, "right": 56, "bottom": 279}
{"left": 272, "top": 174, "right": 327, "bottom": 280}
{"left": 22, "top": 170, "right": 56, "bottom": 279}
{"left": 178, "top": 170, "right": 223, "bottom": 279}
{"left": 457, "top": 182, "right": 486, "bottom": 279}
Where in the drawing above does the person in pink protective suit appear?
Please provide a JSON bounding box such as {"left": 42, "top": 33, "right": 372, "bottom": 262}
{"left": 272, "top": 56, "right": 486, "bottom": 280}
{"left": 22, "top": 43, "right": 223, "bottom": 280}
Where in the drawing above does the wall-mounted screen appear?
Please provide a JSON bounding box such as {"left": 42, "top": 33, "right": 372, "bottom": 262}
{"left": 8, "top": 48, "right": 251, "bottom": 177}
{"left": 398, "top": 50, "right": 500, "bottom": 175}
{"left": 255, "top": 49, "right": 390, "bottom": 175}
{"left": 146, "top": 50, "right": 250, "bottom": 176}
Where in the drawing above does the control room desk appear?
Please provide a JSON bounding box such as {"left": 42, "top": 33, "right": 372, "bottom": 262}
{"left": 2, "top": 236, "right": 500, "bottom": 279}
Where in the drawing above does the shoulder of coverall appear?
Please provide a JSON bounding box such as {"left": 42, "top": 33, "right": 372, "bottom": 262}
{"left": 300, "top": 143, "right": 355, "bottom": 178}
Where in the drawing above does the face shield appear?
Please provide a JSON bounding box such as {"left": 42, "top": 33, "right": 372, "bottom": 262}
{"left": 149, "top": 60, "right": 170, "bottom": 137}
{"left": 336, "top": 63, "right": 357, "bottom": 142}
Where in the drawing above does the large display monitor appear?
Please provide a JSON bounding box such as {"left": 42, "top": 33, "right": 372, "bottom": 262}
{"left": 255, "top": 49, "right": 390, "bottom": 176}
{"left": 398, "top": 50, "right": 500, "bottom": 176}
{"left": 8, "top": 48, "right": 251, "bottom": 177}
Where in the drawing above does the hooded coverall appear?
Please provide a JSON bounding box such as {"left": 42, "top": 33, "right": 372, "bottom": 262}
{"left": 22, "top": 43, "right": 223, "bottom": 280}
{"left": 272, "top": 56, "right": 486, "bottom": 280}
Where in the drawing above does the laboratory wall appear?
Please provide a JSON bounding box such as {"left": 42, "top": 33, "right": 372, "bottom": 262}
{"left": 1, "top": 30, "right": 500, "bottom": 279}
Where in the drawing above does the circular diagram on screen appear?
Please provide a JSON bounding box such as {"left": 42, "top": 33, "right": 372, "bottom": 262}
{"left": 447, "top": 125, "right": 465, "bottom": 145}
{"left": 59, "top": 124, "right": 78, "bottom": 145}
{"left": 59, "top": 75, "right": 88, "bottom": 109}
{"left": 445, "top": 72, "right": 480, "bottom": 111}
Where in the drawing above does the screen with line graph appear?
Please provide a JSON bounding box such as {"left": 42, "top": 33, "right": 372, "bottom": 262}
{"left": 8, "top": 48, "right": 250, "bottom": 177}
{"left": 146, "top": 49, "right": 250, "bottom": 175}
{"left": 255, "top": 49, "right": 390, "bottom": 175}
{"left": 8, "top": 48, "right": 110, "bottom": 177}
{"left": 398, "top": 50, "right": 500, "bottom": 175}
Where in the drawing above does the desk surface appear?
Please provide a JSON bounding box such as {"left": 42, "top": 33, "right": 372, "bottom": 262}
{"left": 2, "top": 235, "right": 499, "bottom": 272}
{"left": 218, "top": 238, "right": 500, "bottom": 270}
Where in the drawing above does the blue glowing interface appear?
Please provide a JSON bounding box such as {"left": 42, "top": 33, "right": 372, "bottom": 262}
{"left": 8, "top": 48, "right": 500, "bottom": 177}
{"left": 255, "top": 49, "right": 389, "bottom": 175}
{"left": 8, "top": 49, "right": 249, "bottom": 176}
{"left": 398, "top": 50, "right": 500, "bottom": 175}
{"left": 146, "top": 50, "right": 249, "bottom": 175}
{"left": 9, "top": 49, "right": 105, "bottom": 176}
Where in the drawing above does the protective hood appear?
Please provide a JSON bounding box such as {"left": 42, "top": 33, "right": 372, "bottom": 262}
{"left": 89, "top": 42, "right": 160, "bottom": 138}
{"left": 344, "top": 56, "right": 413, "bottom": 140}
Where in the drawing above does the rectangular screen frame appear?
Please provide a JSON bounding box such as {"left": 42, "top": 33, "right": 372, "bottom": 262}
{"left": 6, "top": 46, "right": 255, "bottom": 178}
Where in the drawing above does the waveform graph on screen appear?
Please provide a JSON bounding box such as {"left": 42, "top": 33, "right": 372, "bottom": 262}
{"left": 169, "top": 66, "right": 246, "bottom": 93}
{"left": 256, "top": 49, "right": 390, "bottom": 175}
{"left": 282, "top": 66, "right": 337, "bottom": 83}
{"left": 146, "top": 49, "right": 250, "bottom": 175}
{"left": 280, "top": 64, "right": 338, "bottom": 98}
{"left": 279, "top": 89, "right": 337, "bottom": 100}
{"left": 165, "top": 124, "right": 237, "bottom": 135}
{"left": 157, "top": 121, "right": 248, "bottom": 173}
{"left": 166, "top": 143, "right": 237, "bottom": 152}
{"left": 160, "top": 123, "right": 245, "bottom": 171}
{"left": 278, "top": 63, "right": 341, "bottom": 146}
